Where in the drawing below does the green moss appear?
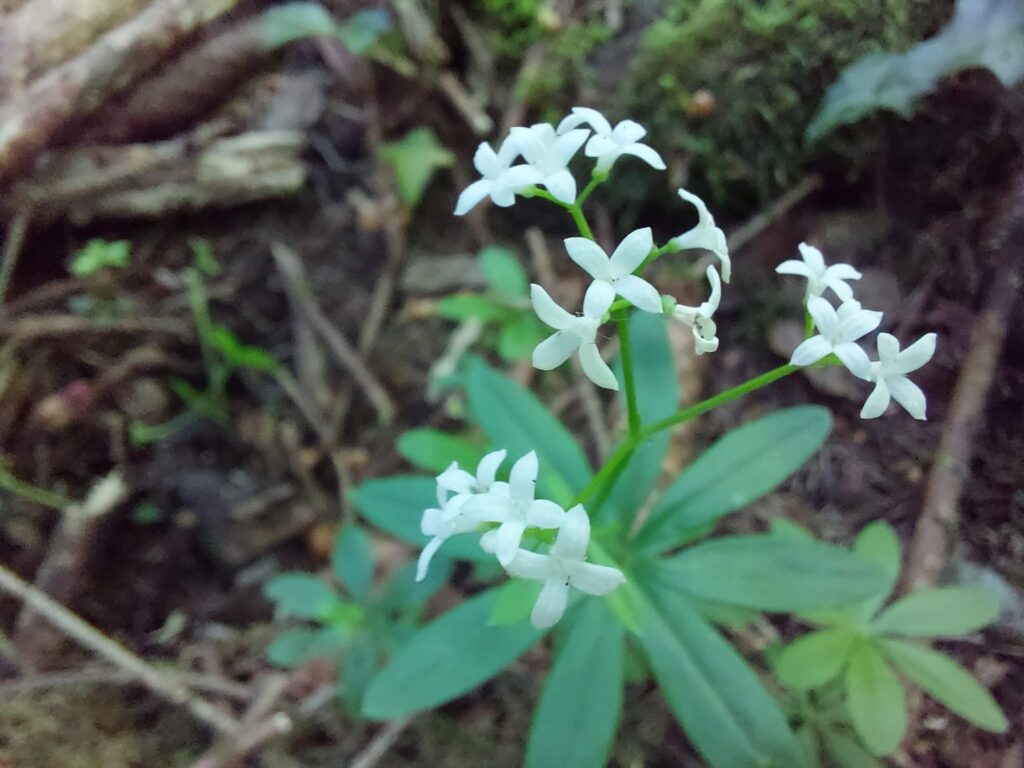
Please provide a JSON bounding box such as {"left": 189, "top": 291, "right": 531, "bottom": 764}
{"left": 621, "top": 0, "right": 951, "bottom": 211}
{"left": 517, "top": 21, "right": 613, "bottom": 117}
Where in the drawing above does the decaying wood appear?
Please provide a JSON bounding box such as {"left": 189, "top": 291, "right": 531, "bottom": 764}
{"left": 13, "top": 471, "right": 128, "bottom": 669}
{"left": 0, "top": 0, "right": 239, "bottom": 180}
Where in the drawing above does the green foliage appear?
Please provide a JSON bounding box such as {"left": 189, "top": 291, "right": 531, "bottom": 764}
{"left": 636, "top": 406, "right": 833, "bottom": 552}
{"left": 775, "top": 521, "right": 1007, "bottom": 757}
{"left": 378, "top": 127, "right": 454, "bottom": 207}
{"left": 69, "top": 239, "right": 131, "bottom": 276}
{"left": 332, "top": 525, "right": 374, "bottom": 601}
{"left": 262, "top": 3, "right": 390, "bottom": 53}
{"left": 396, "top": 428, "right": 486, "bottom": 474}
{"left": 808, "top": 0, "right": 1024, "bottom": 141}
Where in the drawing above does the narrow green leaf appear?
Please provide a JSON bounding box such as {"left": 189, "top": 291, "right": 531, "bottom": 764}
{"left": 377, "top": 559, "right": 451, "bottom": 614}
{"left": 332, "top": 525, "right": 374, "bottom": 600}
{"left": 396, "top": 429, "right": 485, "bottom": 474}
{"left": 820, "top": 729, "right": 885, "bottom": 768}
{"left": 362, "top": 589, "right": 544, "bottom": 719}
{"left": 526, "top": 601, "right": 623, "bottom": 768}
{"left": 350, "top": 476, "right": 492, "bottom": 563}
{"left": 853, "top": 521, "right": 902, "bottom": 618}
{"left": 776, "top": 629, "right": 856, "bottom": 691}
{"left": 264, "top": 573, "right": 338, "bottom": 619}
{"left": 378, "top": 127, "right": 454, "bottom": 207}
{"left": 635, "top": 570, "right": 804, "bottom": 768}
{"left": 872, "top": 587, "right": 1001, "bottom": 637}
{"left": 880, "top": 638, "right": 1008, "bottom": 732}
{"left": 638, "top": 407, "right": 832, "bottom": 553}
{"left": 266, "top": 626, "right": 344, "bottom": 667}
{"left": 658, "top": 535, "right": 887, "bottom": 612}
{"left": 497, "top": 312, "right": 546, "bottom": 361}
{"left": 845, "top": 641, "right": 906, "bottom": 756}
{"left": 480, "top": 246, "right": 528, "bottom": 299}
{"left": 339, "top": 632, "right": 378, "bottom": 716}
{"left": 437, "top": 293, "right": 508, "bottom": 322}
{"left": 489, "top": 578, "right": 541, "bottom": 626}
{"left": 603, "top": 312, "right": 678, "bottom": 523}
{"left": 465, "top": 359, "right": 591, "bottom": 506}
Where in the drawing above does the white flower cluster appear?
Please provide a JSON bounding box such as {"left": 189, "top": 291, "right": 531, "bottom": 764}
{"left": 779, "top": 243, "right": 938, "bottom": 420}
{"left": 417, "top": 449, "right": 625, "bottom": 628}
{"left": 455, "top": 107, "right": 733, "bottom": 390}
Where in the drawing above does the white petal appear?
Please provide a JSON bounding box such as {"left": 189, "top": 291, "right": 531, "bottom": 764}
{"left": 567, "top": 562, "right": 626, "bottom": 595}
{"left": 612, "top": 120, "right": 647, "bottom": 144}
{"left": 806, "top": 295, "right": 840, "bottom": 339}
{"left": 775, "top": 260, "right": 815, "bottom": 278}
{"left": 838, "top": 308, "right": 883, "bottom": 342}
{"left": 677, "top": 188, "right": 714, "bottom": 227}
{"left": 454, "top": 179, "right": 492, "bottom": 216}
{"left": 693, "top": 330, "right": 719, "bottom": 355}
{"left": 790, "top": 335, "right": 833, "bottom": 367}
{"left": 834, "top": 342, "right": 872, "bottom": 380}
{"left": 554, "top": 128, "right": 590, "bottom": 166}
{"left": 501, "top": 164, "right": 544, "bottom": 190}
{"left": 888, "top": 376, "right": 927, "bottom": 420}
{"left": 479, "top": 528, "right": 499, "bottom": 554}
{"left": 860, "top": 380, "right": 891, "bottom": 419}
{"left": 527, "top": 499, "right": 567, "bottom": 529}
{"left": 533, "top": 331, "right": 580, "bottom": 370}
{"left": 556, "top": 111, "right": 589, "bottom": 135}
{"left": 530, "top": 283, "right": 574, "bottom": 330}
{"left": 824, "top": 276, "right": 855, "bottom": 302}
{"left": 505, "top": 549, "right": 554, "bottom": 581}
{"left": 509, "top": 126, "right": 544, "bottom": 164}
{"left": 893, "top": 333, "right": 936, "bottom": 375}
{"left": 531, "top": 579, "right": 569, "bottom": 628}
{"left": 542, "top": 169, "right": 577, "bottom": 204}
{"left": 621, "top": 142, "right": 666, "bottom": 170}
{"left": 578, "top": 342, "right": 619, "bottom": 390}
{"left": 562, "top": 106, "right": 611, "bottom": 136}
{"left": 496, "top": 134, "right": 522, "bottom": 164}
{"left": 584, "top": 134, "right": 620, "bottom": 158}
{"left": 551, "top": 504, "right": 590, "bottom": 562}
{"left": 583, "top": 280, "right": 616, "bottom": 319}
{"left": 797, "top": 242, "right": 826, "bottom": 275}
{"left": 416, "top": 537, "right": 443, "bottom": 582}
{"left": 609, "top": 227, "right": 654, "bottom": 277}
{"left": 876, "top": 333, "right": 901, "bottom": 365}
{"left": 509, "top": 451, "right": 538, "bottom": 502}
{"left": 705, "top": 265, "right": 722, "bottom": 311}
{"left": 475, "top": 449, "right": 507, "bottom": 487}
{"left": 825, "top": 263, "right": 862, "bottom": 281}
{"left": 420, "top": 507, "right": 444, "bottom": 536}
{"left": 492, "top": 520, "right": 528, "bottom": 566}
{"left": 462, "top": 493, "right": 512, "bottom": 523}
{"left": 612, "top": 274, "right": 662, "bottom": 314}
{"left": 564, "top": 237, "right": 611, "bottom": 279}
{"left": 473, "top": 142, "right": 503, "bottom": 178}
{"left": 436, "top": 463, "right": 475, "bottom": 495}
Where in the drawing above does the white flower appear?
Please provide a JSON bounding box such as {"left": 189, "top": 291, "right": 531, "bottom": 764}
{"left": 463, "top": 452, "right": 566, "bottom": 566}
{"left": 417, "top": 490, "right": 479, "bottom": 582}
{"left": 776, "top": 242, "right": 862, "bottom": 301}
{"left": 670, "top": 265, "right": 722, "bottom": 355}
{"left": 861, "top": 332, "right": 937, "bottom": 420}
{"left": 530, "top": 282, "right": 618, "bottom": 390}
{"left": 556, "top": 107, "right": 666, "bottom": 172}
{"left": 563, "top": 227, "right": 662, "bottom": 314}
{"left": 436, "top": 449, "right": 507, "bottom": 496}
{"left": 509, "top": 123, "right": 589, "bottom": 204}
{"left": 454, "top": 137, "right": 542, "bottom": 216}
{"left": 672, "top": 188, "right": 731, "bottom": 282}
{"left": 791, "top": 296, "right": 883, "bottom": 379}
{"left": 505, "top": 504, "right": 626, "bottom": 628}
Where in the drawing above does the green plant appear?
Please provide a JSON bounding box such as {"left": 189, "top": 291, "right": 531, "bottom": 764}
{"left": 68, "top": 239, "right": 132, "bottom": 276}
{"left": 263, "top": 524, "right": 451, "bottom": 714}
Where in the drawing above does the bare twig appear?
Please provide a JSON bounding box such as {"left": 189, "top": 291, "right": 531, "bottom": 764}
{"left": 0, "top": 206, "right": 31, "bottom": 305}
{"left": 0, "top": 563, "right": 241, "bottom": 734}
{"left": 0, "top": 313, "right": 191, "bottom": 341}
{"left": 726, "top": 175, "right": 822, "bottom": 252}
{"left": 0, "top": 665, "right": 253, "bottom": 701}
{"left": 349, "top": 715, "right": 417, "bottom": 768}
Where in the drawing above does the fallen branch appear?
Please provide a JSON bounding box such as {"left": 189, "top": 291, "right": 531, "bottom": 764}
{"left": 0, "top": 313, "right": 191, "bottom": 341}
{"left": 0, "top": 562, "right": 241, "bottom": 734}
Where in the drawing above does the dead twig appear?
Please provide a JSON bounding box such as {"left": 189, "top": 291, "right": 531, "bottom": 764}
{"left": 0, "top": 313, "right": 191, "bottom": 341}
{"left": 726, "top": 175, "right": 822, "bottom": 253}
{"left": 0, "top": 562, "right": 241, "bottom": 734}
{"left": 0, "top": 206, "right": 31, "bottom": 305}
{"left": 349, "top": 714, "right": 417, "bottom": 768}
{"left": 0, "top": 664, "right": 253, "bottom": 701}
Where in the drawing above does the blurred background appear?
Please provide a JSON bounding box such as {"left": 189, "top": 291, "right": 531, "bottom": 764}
{"left": 0, "top": 0, "right": 1021, "bottom": 765}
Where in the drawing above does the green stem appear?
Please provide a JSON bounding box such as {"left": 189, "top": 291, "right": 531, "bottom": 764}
{"left": 576, "top": 173, "right": 606, "bottom": 207}
{"left": 0, "top": 466, "right": 70, "bottom": 510}
{"left": 616, "top": 311, "right": 641, "bottom": 438}
{"left": 574, "top": 363, "right": 801, "bottom": 507}
{"left": 804, "top": 306, "right": 814, "bottom": 337}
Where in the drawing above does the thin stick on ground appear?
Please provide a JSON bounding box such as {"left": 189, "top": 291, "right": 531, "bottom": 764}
{"left": 0, "top": 207, "right": 31, "bottom": 305}
{"left": 0, "top": 563, "right": 241, "bottom": 735}
{"left": 349, "top": 714, "right": 417, "bottom": 768}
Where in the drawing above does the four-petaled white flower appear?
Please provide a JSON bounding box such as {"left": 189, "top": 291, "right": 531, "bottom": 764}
{"left": 556, "top": 107, "right": 666, "bottom": 172}
{"left": 437, "top": 449, "right": 507, "bottom": 496}
{"left": 861, "top": 332, "right": 937, "bottom": 420}
{"left": 454, "top": 138, "right": 542, "bottom": 216}
{"left": 776, "top": 242, "right": 862, "bottom": 301}
{"left": 465, "top": 451, "right": 566, "bottom": 566}
{"left": 670, "top": 265, "right": 722, "bottom": 355}
{"left": 417, "top": 489, "right": 478, "bottom": 582}
{"left": 791, "top": 296, "right": 883, "bottom": 379}
{"left": 673, "top": 188, "right": 731, "bottom": 282}
{"left": 510, "top": 123, "right": 590, "bottom": 204}
{"left": 530, "top": 282, "right": 619, "bottom": 390}
{"left": 564, "top": 227, "right": 663, "bottom": 314}
{"left": 505, "top": 504, "right": 626, "bottom": 628}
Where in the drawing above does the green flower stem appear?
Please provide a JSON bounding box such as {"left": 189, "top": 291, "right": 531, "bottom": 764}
{"left": 575, "top": 363, "right": 802, "bottom": 507}
{"left": 576, "top": 173, "right": 607, "bottom": 206}
{"left": 616, "top": 311, "right": 641, "bottom": 438}
{"left": 804, "top": 306, "right": 814, "bottom": 337}
{"left": 0, "top": 466, "right": 70, "bottom": 511}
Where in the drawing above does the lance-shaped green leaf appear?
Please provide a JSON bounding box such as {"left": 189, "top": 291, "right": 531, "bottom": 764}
{"left": 656, "top": 535, "right": 887, "bottom": 612}
{"left": 820, "top": 730, "right": 885, "bottom": 768}
{"left": 777, "top": 628, "right": 857, "bottom": 691}
{"left": 332, "top": 525, "right": 374, "bottom": 601}
{"left": 526, "top": 601, "right": 624, "bottom": 768}
{"left": 351, "top": 476, "right": 491, "bottom": 563}
{"left": 397, "top": 429, "right": 486, "bottom": 474}
{"left": 853, "top": 521, "right": 902, "bottom": 619}
{"left": 362, "top": 588, "right": 544, "bottom": 719}
{"left": 465, "top": 359, "right": 591, "bottom": 505}
{"left": 845, "top": 641, "right": 906, "bottom": 756}
{"left": 480, "top": 246, "right": 529, "bottom": 299}
{"left": 880, "top": 638, "right": 1008, "bottom": 733}
{"left": 871, "top": 587, "right": 1001, "bottom": 637}
{"left": 635, "top": 568, "right": 804, "bottom": 768}
{"left": 637, "top": 407, "right": 832, "bottom": 553}
{"left": 264, "top": 573, "right": 338, "bottom": 619}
